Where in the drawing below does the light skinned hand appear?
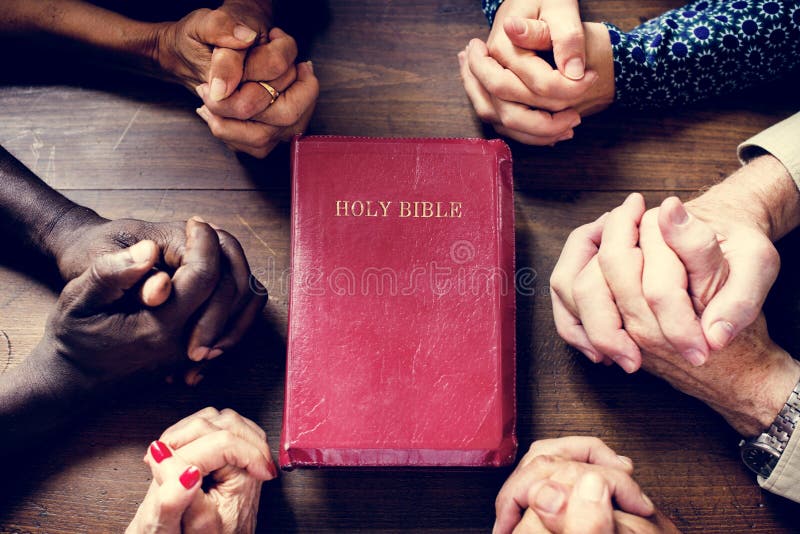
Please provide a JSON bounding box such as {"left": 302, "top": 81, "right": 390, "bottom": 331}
{"left": 488, "top": 0, "right": 588, "bottom": 81}
{"left": 458, "top": 40, "right": 582, "bottom": 145}
{"left": 127, "top": 407, "right": 277, "bottom": 534}
{"left": 494, "top": 436, "right": 655, "bottom": 534}
{"left": 550, "top": 194, "right": 800, "bottom": 436}
{"left": 550, "top": 191, "right": 781, "bottom": 370}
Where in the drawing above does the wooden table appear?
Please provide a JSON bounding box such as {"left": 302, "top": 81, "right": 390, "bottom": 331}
{"left": 1, "top": 1, "right": 799, "bottom": 532}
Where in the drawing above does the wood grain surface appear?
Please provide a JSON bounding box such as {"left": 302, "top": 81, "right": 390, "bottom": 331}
{"left": 1, "top": 1, "right": 799, "bottom": 532}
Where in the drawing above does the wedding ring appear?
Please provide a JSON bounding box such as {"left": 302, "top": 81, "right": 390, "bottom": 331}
{"left": 258, "top": 81, "right": 280, "bottom": 105}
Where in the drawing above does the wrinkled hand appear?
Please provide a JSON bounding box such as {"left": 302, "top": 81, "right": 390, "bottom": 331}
{"left": 56, "top": 217, "right": 267, "bottom": 378}
{"left": 127, "top": 407, "right": 277, "bottom": 534}
{"left": 550, "top": 194, "right": 800, "bottom": 436}
{"left": 458, "top": 0, "right": 613, "bottom": 145}
{"left": 195, "top": 55, "right": 318, "bottom": 158}
{"left": 154, "top": 7, "right": 263, "bottom": 93}
{"left": 494, "top": 436, "right": 673, "bottom": 534}
{"left": 154, "top": 2, "right": 317, "bottom": 158}
{"left": 550, "top": 193, "right": 779, "bottom": 371}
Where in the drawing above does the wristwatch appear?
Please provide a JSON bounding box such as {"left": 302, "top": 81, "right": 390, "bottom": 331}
{"left": 740, "top": 380, "right": 800, "bottom": 478}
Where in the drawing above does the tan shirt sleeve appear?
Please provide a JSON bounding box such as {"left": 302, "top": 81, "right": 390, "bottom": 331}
{"left": 741, "top": 112, "right": 800, "bottom": 501}
{"left": 759, "top": 429, "right": 800, "bottom": 502}
{"left": 738, "top": 112, "right": 800, "bottom": 191}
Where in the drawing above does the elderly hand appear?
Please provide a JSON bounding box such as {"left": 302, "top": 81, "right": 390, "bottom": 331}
{"left": 550, "top": 189, "right": 781, "bottom": 370}
{"left": 195, "top": 56, "right": 318, "bottom": 158}
{"left": 551, "top": 155, "right": 799, "bottom": 371}
{"left": 127, "top": 407, "right": 277, "bottom": 534}
{"left": 494, "top": 436, "right": 673, "bottom": 534}
{"left": 550, "top": 193, "right": 800, "bottom": 436}
{"left": 153, "top": 2, "right": 317, "bottom": 158}
{"left": 55, "top": 217, "right": 266, "bottom": 378}
{"left": 458, "top": 0, "right": 614, "bottom": 145}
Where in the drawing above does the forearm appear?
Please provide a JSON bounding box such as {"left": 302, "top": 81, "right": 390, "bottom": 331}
{"left": 0, "top": 145, "right": 105, "bottom": 267}
{"left": 605, "top": 0, "right": 800, "bottom": 109}
{"left": 687, "top": 155, "right": 800, "bottom": 241}
{"left": 0, "top": 342, "right": 93, "bottom": 457}
{"left": 1, "top": 0, "right": 164, "bottom": 76}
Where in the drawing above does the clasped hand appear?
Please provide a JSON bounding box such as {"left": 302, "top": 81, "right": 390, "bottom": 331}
{"left": 155, "top": 0, "right": 319, "bottom": 157}
{"left": 459, "top": 0, "right": 614, "bottom": 145}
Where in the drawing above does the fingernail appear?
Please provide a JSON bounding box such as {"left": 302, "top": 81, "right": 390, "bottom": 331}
{"left": 533, "top": 483, "right": 564, "bottom": 514}
{"left": 565, "top": 57, "right": 585, "bottom": 80}
{"left": 617, "top": 455, "right": 633, "bottom": 468}
{"left": 233, "top": 24, "right": 257, "bottom": 43}
{"left": 189, "top": 346, "right": 210, "bottom": 362}
{"left": 641, "top": 491, "right": 654, "bottom": 511}
{"left": 709, "top": 321, "right": 734, "bottom": 348}
{"left": 492, "top": 520, "right": 499, "bottom": 534}
{"left": 129, "top": 241, "right": 154, "bottom": 264}
{"left": 669, "top": 201, "right": 690, "bottom": 225}
{"left": 191, "top": 215, "right": 206, "bottom": 223}
{"left": 150, "top": 440, "right": 172, "bottom": 464}
{"left": 556, "top": 130, "right": 574, "bottom": 142}
{"left": 683, "top": 348, "right": 706, "bottom": 367}
{"left": 615, "top": 355, "right": 638, "bottom": 374}
{"left": 196, "top": 106, "right": 211, "bottom": 122}
{"left": 179, "top": 466, "right": 201, "bottom": 489}
{"left": 306, "top": 60, "right": 314, "bottom": 73}
{"left": 208, "top": 348, "right": 224, "bottom": 360}
{"left": 510, "top": 16, "right": 526, "bottom": 35}
{"left": 210, "top": 78, "right": 227, "bottom": 101}
{"left": 570, "top": 117, "right": 581, "bottom": 129}
{"left": 194, "top": 84, "right": 203, "bottom": 98}
{"left": 577, "top": 471, "right": 606, "bottom": 502}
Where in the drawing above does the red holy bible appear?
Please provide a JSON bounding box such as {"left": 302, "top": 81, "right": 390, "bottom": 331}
{"left": 280, "top": 136, "right": 517, "bottom": 468}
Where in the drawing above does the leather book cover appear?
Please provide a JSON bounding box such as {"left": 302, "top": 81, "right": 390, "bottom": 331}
{"left": 280, "top": 136, "right": 516, "bottom": 468}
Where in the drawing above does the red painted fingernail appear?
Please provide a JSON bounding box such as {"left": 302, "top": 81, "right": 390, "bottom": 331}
{"left": 179, "top": 466, "right": 201, "bottom": 489}
{"left": 150, "top": 440, "right": 172, "bottom": 464}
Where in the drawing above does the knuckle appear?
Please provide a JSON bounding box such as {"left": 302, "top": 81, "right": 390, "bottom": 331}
{"left": 207, "top": 9, "right": 231, "bottom": 28}
{"left": 528, "top": 454, "right": 557, "bottom": 472}
{"left": 496, "top": 106, "right": 515, "bottom": 128}
{"left": 216, "top": 429, "right": 237, "bottom": 447}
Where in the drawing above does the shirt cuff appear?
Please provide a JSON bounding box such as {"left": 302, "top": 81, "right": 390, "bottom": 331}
{"left": 758, "top": 423, "right": 800, "bottom": 503}
{"left": 738, "top": 112, "right": 800, "bottom": 192}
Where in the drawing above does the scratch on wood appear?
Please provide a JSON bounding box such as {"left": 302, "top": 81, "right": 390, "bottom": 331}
{"left": 113, "top": 106, "right": 142, "bottom": 151}
{"left": 1, "top": 330, "right": 11, "bottom": 375}
{"left": 237, "top": 214, "right": 276, "bottom": 256}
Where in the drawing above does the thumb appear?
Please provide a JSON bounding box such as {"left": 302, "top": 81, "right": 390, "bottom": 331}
{"left": 659, "top": 197, "right": 778, "bottom": 349}
{"left": 658, "top": 197, "right": 727, "bottom": 313}
{"left": 503, "top": 17, "right": 552, "bottom": 50}
{"left": 193, "top": 8, "right": 258, "bottom": 49}
{"left": 563, "top": 472, "right": 614, "bottom": 534}
{"left": 63, "top": 240, "right": 158, "bottom": 312}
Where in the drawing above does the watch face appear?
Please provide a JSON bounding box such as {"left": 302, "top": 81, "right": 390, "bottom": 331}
{"left": 741, "top": 443, "right": 781, "bottom": 478}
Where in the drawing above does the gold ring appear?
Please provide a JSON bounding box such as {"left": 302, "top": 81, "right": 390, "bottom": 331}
{"left": 258, "top": 81, "right": 280, "bottom": 105}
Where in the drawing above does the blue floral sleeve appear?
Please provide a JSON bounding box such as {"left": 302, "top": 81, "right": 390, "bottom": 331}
{"left": 481, "top": 0, "right": 800, "bottom": 109}
{"left": 606, "top": 0, "right": 800, "bottom": 108}
{"left": 482, "top": 0, "right": 503, "bottom": 26}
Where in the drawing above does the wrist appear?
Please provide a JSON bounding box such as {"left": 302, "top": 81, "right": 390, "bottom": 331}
{"left": 687, "top": 155, "right": 800, "bottom": 241}
{"left": 718, "top": 348, "right": 800, "bottom": 437}
{"left": 46, "top": 204, "right": 107, "bottom": 275}
{"left": 576, "top": 22, "right": 614, "bottom": 116}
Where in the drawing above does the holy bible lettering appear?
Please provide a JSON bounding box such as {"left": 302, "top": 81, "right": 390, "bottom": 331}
{"left": 335, "top": 200, "right": 463, "bottom": 218}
